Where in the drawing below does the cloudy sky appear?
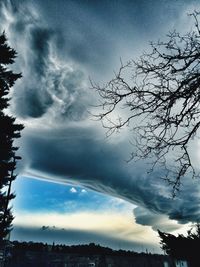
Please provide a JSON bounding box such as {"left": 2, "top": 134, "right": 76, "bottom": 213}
{"left": 1, "top": 0, "right": 200, "bottom": 253}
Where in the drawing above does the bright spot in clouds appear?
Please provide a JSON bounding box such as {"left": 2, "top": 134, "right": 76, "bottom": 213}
{"left": 81, "top": 189, "right": 87, "bottom": 193}
{"left": 70, "top": 187, "right": 77, "bottom": 193}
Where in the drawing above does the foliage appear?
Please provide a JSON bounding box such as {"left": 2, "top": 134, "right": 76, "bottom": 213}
{"left": 158, "top": 224, "right": 200, "bottom": 266}
{"left": 0, "top": 32, "right": 23, "bottom": 242}
{"left": 92, "top": 11, "right": 200, "bottom": 196}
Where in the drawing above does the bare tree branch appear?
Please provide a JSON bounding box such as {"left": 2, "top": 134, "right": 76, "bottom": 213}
{"left": 92, "top": 12, "right": 200, "bottom": 196}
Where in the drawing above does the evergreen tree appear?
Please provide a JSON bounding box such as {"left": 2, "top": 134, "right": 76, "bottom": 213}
{"left": 158, "top": 224, "right": 200, "bottom": 267}
{"left": 0, "top": 32, "right": 23, "bottom": 243}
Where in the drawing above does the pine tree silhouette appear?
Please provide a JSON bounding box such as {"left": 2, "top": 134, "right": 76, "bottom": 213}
{"left": 158, "top": 224, "right": 200, "bottom": 267}
{"left": 0, "top": 32, "right": 23, "bottom": 243}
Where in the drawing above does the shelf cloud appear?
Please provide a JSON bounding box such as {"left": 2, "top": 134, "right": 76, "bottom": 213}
{"left": 1, "top": 0, "right": 200, "bottom": 234}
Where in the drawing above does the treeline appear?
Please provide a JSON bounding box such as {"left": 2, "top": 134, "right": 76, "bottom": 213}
{"left": 11, "top": 241, "right": 161, "bottom": 258}
{"left": 3, "top": 241, "right": 172, "bottom": 267}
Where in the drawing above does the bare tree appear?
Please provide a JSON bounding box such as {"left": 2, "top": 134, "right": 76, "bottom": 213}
{"left": 92, "top": 12, "right": 200, "bottom": 196}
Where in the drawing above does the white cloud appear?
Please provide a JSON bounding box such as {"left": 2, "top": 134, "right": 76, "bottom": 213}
{"left": 81, "top": 189, "right": 87, "bottom": 193}
{"left": 70, "top": 187, "right": 77, "bottom": 193}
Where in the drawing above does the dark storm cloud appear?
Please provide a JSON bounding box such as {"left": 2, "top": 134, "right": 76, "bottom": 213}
{"left": 20, "top": 126, "right": 200, "bottom": 228}
{"left": 33, "top": 0, "right": 193, "bottom": 80}
{"left": 1, "top": 0, "right": 200, "bottom": 231}
{"left": 0, "top": 0, "right": 89, "bottom": 120}
{"left": 18, "top": 24, "right": 54, "bottom": 118}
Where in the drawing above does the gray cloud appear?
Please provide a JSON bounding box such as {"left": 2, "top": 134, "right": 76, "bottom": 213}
{"left": 1, "top": 0, "right": 200, "bottom": 233}
{"left": 133, "top": 207, "right": 184, "bottom": 232}
{"left": 0, "top": 0, "right": 89, "bottom": 120}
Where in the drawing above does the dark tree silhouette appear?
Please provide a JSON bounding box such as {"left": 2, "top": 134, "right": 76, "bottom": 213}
{"left": 92, "top": 11, "right": 200, "bottom": 196}
{"left": 158, "top": 224, "right": 200, "bottom": 267}
{"left": 0, "top": 33, "right": 23, "bottom": 243}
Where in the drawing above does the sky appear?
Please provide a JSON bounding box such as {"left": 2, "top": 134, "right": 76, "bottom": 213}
{"left": 1, "top": 0, "right": 200, "bottom": 253}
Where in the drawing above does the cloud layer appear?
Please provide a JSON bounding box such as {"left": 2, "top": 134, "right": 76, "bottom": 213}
{"left": 1, "top": 0, "right": 200, "bottom": 234}
{"left": 12, "top": 210, "right": 161, "bottom": 252}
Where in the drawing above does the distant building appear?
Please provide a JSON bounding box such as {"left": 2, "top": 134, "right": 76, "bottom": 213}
{"left": 175, "top": 261, "right": 188, "bottom": 267}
